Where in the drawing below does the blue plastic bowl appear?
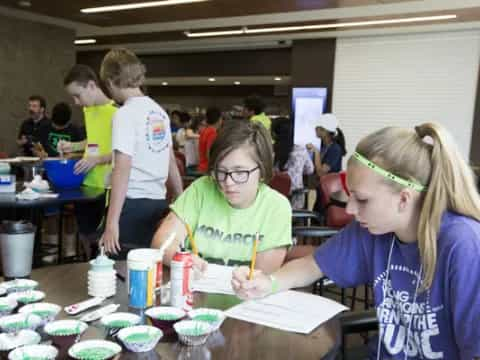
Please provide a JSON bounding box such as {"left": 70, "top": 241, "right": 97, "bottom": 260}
{"left": 42, "top": 159, "right": 86, "bottom": 189}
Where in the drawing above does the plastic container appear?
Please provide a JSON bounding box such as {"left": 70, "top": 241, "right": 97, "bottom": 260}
{"left": 88, "top": 248, "right": 116, "bottom": 298}
{"left": 0, "top": 221, "right": 35, "bottom": 278}
{"left": 43, "top": 159, "right": 85, "bottom": 189}
{"left": 127, "top": 249, "right": 161, "bottom": 308}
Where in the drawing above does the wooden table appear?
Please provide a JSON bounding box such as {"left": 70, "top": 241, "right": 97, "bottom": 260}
{"left": 28, "top": 263, "right": 340, "bottom": 360}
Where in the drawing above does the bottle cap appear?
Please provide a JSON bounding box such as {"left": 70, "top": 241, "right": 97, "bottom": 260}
{"left": 89, "top": 247, "right": 114, "bottom": 272}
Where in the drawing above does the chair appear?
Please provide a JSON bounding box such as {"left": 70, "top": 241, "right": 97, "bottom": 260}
{"left": 174, "top": 150, "right": 186, "bottom": 169}
{"left": 339, "top": 309, "right": 378, "bottom": 359}
{"left": 319, "top": 172, "right": 354, "bottom": 228}
{"left": 269, "top": 171, "right": 291, "bottom": 198}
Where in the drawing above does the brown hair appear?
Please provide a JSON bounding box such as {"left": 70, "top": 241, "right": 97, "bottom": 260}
{"left": 28, "top": 95, "right": 46, "bottom": 109}
{"left": 352, "top": 122, "right": 480, "bottom": 289}
{"left": 64, "top": 64, "right": 99, "bottom": 86}
{"left": 208, "top": 120, "right": 273, "bottom": 183}
{"left": 100, "top": 48, "right": 146, "bottom": 88}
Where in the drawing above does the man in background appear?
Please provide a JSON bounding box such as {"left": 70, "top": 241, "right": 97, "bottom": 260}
{"left": 17, "top": 95, "right": 50, "bottom": 156}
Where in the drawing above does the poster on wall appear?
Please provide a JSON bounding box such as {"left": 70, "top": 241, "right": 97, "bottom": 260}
{"left": 292, "top": 87, "right": 327, "bottom": 149}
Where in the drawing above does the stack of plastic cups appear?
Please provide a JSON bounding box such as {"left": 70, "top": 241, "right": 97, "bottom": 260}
{"left": 88, "top": 247, "right": 116, "bottom": 298}
{"left": 126, "top": 249, "right": 163, "bottom": 309}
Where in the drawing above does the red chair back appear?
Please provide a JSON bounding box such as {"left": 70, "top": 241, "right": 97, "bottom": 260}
{"left": 269, "top": 172, "right": 291, "bottom": 198}
{"left": 174, "top": 151, "right": 186, "bottom": 169}
{"left": 319, "top": 172, "right": 354, "bottom": 228}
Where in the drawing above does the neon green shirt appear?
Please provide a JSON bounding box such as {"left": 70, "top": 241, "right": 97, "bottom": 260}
{"left": 82, "top": 102, "right": 116, "bottom": 189}
{"left": 171, "top": 176, "right": 292, "bottom": 266}
{"left": 250, "top": 112, "right": 271, "bottom": 131}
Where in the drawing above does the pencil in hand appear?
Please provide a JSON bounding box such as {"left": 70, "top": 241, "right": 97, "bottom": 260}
{"left": 248, "top": 232, "right": 259, "bottom": 280}
{"left": 185, "top": 223, "right": 199, "bottom": 256}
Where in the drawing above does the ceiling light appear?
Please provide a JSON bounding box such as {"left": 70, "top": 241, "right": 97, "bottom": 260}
{"left": 184, "top": 29, "right": 245, "bottom": 38}
{"left": 185, "top": 14, "right": 457, "bottom": 38}
{"left": 274, "top": 77, "right": 282, "bottom": 81}
{"left": 162, "top": 82, "right": 168, "bottom": 86}
{"left": 82, "top": 0, "right": 209, "bottom": 14}
{"left": 234, "top": 81, "right": 241, "bottom": 85}
{"left": 74, "top": 39, "right": 97, "bottom": 45}
{"left": 208, "top": 78, "right": 216, "bottom": 82}
{"left": 18, "top": 1, "right": 31, "bottom": 7}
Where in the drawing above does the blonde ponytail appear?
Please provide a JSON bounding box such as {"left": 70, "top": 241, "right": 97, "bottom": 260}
{"left": 415, "top": 123, "right": 480, "bottom": 288}
{"left": 354, "top": 122, "right": 480, "bottom": 289}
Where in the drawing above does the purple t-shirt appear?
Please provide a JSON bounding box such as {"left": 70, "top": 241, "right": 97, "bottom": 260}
{"left": 314, "top": 211, "right": 480, "bottom": 360}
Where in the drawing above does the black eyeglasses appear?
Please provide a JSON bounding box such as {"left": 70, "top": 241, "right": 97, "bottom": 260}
{"left": 214, "top": 166, "right": 260, "bottom": 184}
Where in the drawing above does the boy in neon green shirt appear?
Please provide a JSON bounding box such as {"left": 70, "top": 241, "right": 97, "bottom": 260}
{"left": 244, "top": 95, "right": 272, "bottom": 131}
{"left": 60, "top": 64, "right": 116, "bottom": 258}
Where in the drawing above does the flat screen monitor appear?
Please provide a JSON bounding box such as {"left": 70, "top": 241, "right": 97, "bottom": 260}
{"left": 292, "top": 87, "right": 327, "bottom": 149}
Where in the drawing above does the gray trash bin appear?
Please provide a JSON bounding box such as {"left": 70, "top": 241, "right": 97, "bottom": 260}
{"left": 0, "top": 221, "right": 36, "bottom": 278}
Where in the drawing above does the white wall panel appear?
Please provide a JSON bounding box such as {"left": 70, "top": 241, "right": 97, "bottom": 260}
{"left": 333, "top": 31, "right": 480, "bottom": 161}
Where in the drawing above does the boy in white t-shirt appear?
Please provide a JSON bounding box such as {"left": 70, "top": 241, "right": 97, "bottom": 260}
{"left": 99, "top": 48, "right": 182, "bottom": 258}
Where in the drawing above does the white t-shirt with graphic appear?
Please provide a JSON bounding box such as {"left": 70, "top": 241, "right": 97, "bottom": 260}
{"left": 112, "top": 96, "right": 172, "bottom": 199}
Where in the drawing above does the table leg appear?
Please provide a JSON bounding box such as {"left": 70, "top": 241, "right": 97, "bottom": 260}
{"left": 57, "top": 205, "right": 64, "bottom": 265}
{"left": 32, "top": 208, "right": 43, "bottom": 268}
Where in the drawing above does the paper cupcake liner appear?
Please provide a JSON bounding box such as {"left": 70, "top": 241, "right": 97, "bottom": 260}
{"left": 8, "top": 344, "right": 58, "bottom": 360}
{"left": 117, "top": 325, "right": 162, "bottom": 353}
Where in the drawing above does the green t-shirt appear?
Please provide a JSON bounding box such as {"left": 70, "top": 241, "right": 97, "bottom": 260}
{"left": 250, "top": 112, "right": 271, "bottom": 131}
{"left": 171, "top": 176, "right": 292, "bottom": 266}
{"left": 82, "top": 102, "right": 116, "bottom": 189}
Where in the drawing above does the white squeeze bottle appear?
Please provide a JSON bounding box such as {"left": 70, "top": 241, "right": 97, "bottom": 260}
{"left": 88, "top": 247, "right": 116, "bottom": 298}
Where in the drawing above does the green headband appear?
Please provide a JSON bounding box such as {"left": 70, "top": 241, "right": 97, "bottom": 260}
{"left": 353, "top": 152, "right": 426, "bottom": 192}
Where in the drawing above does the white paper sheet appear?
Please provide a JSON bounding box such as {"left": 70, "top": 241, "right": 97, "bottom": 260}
{"left": 225, "top": 290, "right": 348, "bottom": 334}
{"left": 192, "top": 264, "right": 235, "bottom": 295}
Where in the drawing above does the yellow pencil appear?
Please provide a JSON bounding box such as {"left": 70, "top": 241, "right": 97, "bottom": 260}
{"left": 249, "top": 232, "right": 259, "bottom": 280}
{"left": 185, "top": 223, "right": 199, "bottom": 256}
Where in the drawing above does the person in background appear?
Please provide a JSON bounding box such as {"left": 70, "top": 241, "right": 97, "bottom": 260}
{"left": 272, "top": 117, "right": 314, "bottom": 209}
{"left": 233, "top": 122, "right": 480, "bottom": 360}
{"left": 184, "top": 115, "right": 205, "bottom": 173}
{"left": 17, "top": 95, "right": 50, "bottom": 156}
{"left": 198, "top": 107, "right": 222, "bottom": 173}
{"left": 170, "top": 110, "right": 182, "bottom": 136}
{"left": 152, "top": 120, "right": 292, "bottom": 273}
{"left": 307, "top": 113, "right": 346, "bottom": 176}
{"left": 175, "top": 111, "right": 191, "bottom": 152}
{"left": 60, "top": 64, "right": 117, "bottom": 259}
{"left": 243, "top": 95, "right": 271, "bottom": 132}
{"left": 35, "top": 102, "right": 83, "bottom": 158}
{"left": 99, "top": 48, "right": 182, "bottom": 258}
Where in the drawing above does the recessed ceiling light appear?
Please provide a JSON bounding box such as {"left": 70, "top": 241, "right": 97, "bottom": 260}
{"left": 208, "top": 78, "right": 216, "bottom": 82}
{"left": 274, "top": 77, "right": 282, "bottom": 81}
{"left": 185, "top": 14, "right": 457, "bottom": 38}
{"left": 81, "top": 0, "right": 209, "bottom": 14}
{"left": 74, "top": 39, "right": 97, "bottom": 45}
{"left": 162, "top": 82, "right": 168, "bottom": 86}
{"left": 234, "top": 81, "right": 241, "bottom": 85}
{"left": 18, "top": 1, "right": 31, "bottom": 7}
